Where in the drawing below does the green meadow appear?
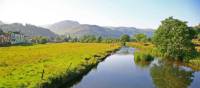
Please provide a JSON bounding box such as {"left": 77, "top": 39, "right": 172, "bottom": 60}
{"left": 0, "top": 43, "right": 120, "bottom": 88}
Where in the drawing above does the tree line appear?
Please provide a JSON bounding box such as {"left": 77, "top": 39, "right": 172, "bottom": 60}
{"left": 49, "top": 33, "right": 150, "bottom": 44}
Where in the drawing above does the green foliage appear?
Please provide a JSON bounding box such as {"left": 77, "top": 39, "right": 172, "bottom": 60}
{"left": 193, "top": 24, "right": 200, "bottom": 39}
{"left": 32, "top": 36, "right": 49, "bottom": 44}
{"left": 40, "top": 37, "right": 48, "bottom": 44}
{"left": 101, "top": 38, "right": 120, "bottom": 43}
{"left": 197, "top": 34, "right": 200, "bottom": 40}
{"left": 96, "top": 36, "right": 102, "bottom": 43}
{"left": 152, "top": 17, "right": 196, "bottom": 60}
{"left": 133, "top": 33, "right": 148, "bottom": 42}
{"left": 134, "top": 51, "right": 154, "bottom": 62}
{"left": 128, "top": 42, "right": 162, "bottom": 57}
{"left": 120, "top": 34, "right": 130, "bottom": 42}
{"left": 80, "top": 35, "right": 97, "bottom": 43}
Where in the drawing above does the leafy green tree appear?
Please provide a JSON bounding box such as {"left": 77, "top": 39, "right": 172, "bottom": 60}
{"left": 120, "top": 34, "right": 130, "bottom": 42}
{"left": 97, "top": 36, "right": 102, "bottom": 43}
{"left": 40, "top": 37, "right": 48, "bottom": 44}
{"left": 133, "top": 33, "right": 148, "bottom": 42}
{"left": 152, "top": 17, "right": 196, "bottom": 60}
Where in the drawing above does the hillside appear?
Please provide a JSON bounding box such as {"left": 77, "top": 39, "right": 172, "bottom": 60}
{"left": 0, "top": 22, "right": 57, "bottom": 38}
{"left": 46, "top": 20, "right": 154, "bottom": 38}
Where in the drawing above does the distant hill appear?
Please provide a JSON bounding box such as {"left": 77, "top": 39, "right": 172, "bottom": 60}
{"left": 0, "top": 22, "right": 57, "bottom": 38}
{"left": 46, "top": 20, "right": 154, "bottom": 38}
{"left": 0, "top": 21, "right": 3, "bottom": 25}
{"left": 108, "top": 27, "right": 154, "bottom": 37}
{"left": 46, "top": 20, "right": 80, "bottom": 35}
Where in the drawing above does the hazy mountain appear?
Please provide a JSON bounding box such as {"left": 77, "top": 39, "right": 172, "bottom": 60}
{"left": 108, "top": 27, "right": 154, "bottom": 37}
{"left": 0, "top": 22, "right": 57, "bottom": 38}
{"left": 46, "top": 20, "right": 80, "bottom": 35}
{"left": 65, "top": 24, "right": 123, "bottom": 37}
{"left": 46, "top": 20, "right": 155, "bottom": 38}
{"left": 0, "top": 21, "right": 4, "bottom": 25}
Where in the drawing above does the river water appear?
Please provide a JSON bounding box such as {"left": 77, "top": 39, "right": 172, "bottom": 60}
{"left": 67, "top": 47, "right": 200, "bottom": 88}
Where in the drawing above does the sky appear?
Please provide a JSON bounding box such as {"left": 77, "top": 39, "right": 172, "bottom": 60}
{"left": 0, "top": 0, "right": 199, "bottom": 29}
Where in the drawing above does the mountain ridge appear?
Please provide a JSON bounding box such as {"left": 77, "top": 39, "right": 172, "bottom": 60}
{"left": 45, "top": 20, "right": 154, "bottom": 37}
{"left": 0, "top": 22, "right": 57, "bottom": 38}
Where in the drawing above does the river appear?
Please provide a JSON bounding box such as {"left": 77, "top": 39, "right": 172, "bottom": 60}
{"left": 65, "top": 47, "right": 200, "bottom": 88}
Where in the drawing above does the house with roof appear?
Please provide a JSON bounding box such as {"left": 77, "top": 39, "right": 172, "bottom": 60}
{"left": 0, "top": 30, "right": 32, "bottom": 45}
{"left": 10, "top": 32, "right": 26, "bottom": 44}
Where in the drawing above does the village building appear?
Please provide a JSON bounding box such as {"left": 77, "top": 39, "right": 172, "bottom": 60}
{"left": 0, "top": 33, "right": 11, "bottom": 45}
{"left": 0, "top": 30, "right": 31, "bottom": 45}
{"left": 10, "top": 32, "right": 26, "bottom": 44}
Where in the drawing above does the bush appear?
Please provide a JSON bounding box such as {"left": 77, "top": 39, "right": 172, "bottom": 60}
{"left": 134, "top": 51, "right": 154, "bottom": 62}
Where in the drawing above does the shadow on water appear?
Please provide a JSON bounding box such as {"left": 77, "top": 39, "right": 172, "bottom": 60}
{"left": 62, "top": 47, "right": 200, "bottom": 88}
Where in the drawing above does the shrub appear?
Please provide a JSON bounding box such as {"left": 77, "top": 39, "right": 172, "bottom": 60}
{"left": 134, "top": 51, "right": 154, "bottom": 62}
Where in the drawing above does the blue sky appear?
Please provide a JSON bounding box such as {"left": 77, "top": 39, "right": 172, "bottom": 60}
{"left": 0, "top": 0, "right": 199, "bottom": 28}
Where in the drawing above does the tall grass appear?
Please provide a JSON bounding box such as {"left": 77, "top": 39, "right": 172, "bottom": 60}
{"left": 0, "top": 43, "right": 120, "bottom": 88}
{"left": 128, "top": 42, "right": 161, "bottom": 57}
{"left": 134, "top": 51, "right": 154, "bottom": 62}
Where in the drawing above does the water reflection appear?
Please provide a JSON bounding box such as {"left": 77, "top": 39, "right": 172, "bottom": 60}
{"left": 150, "top": 60, "right": 194, "bottom": 88}
{"left": 115, "top": 46, "right": 135, "bottom": 55}
{"left": 134, "top": 61, "right": 152, "bottom": 69}
{"left": 64, "top": 47, "right": 200, "bottom": 88}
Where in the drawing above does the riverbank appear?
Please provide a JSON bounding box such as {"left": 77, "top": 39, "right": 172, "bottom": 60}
{"left": 0, "top": 43, "right": 120, "bottom": 88}
{"left": 127, "top": 42, "right": 200, "bottom": 70}
{"left": 127, "top": 42, "right": 161, "bottom": 57}
{"left": 66, "top": 47, "right": 200, "bottom": 88}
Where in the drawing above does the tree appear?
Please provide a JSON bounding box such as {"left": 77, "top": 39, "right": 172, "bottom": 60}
{"left": 31, "top": 36, "right": 48, "bottom": 44}
{"left": 152, "top": 17, "right": 196, "bottom": 60}
{"left": 40, "top": 37, "right": 48, "bottom": 44}
{"left": 72, "top": 37, "right": 78, "bottom": 42}
{"left": 97, "top": 36, "right": 102, "bottom": 43}
{"left": 133, "top": 33, "right": 148, "bottom": 42}
{"left": 80, "top": 35, "right": 96, "bottom": 43}
{"left": 120, "top": 34, "right": 130, "bottom": 42}
{"left": 193, "top": 24, "right": 200, "bottom": 39}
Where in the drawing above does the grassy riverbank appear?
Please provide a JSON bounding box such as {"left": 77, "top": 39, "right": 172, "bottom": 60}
{"left": 127, "top": 42, "right": 161, "bottom": 57}
{"left": 128, "top": 42, "right": 200, "bottom": 70}
{"left": 0, "top": 43, "right": 120, "bottom": 88}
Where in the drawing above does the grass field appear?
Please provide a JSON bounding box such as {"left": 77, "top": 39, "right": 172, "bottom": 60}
{"left": 0, "top": 43, "right": 120, "bottom": 88}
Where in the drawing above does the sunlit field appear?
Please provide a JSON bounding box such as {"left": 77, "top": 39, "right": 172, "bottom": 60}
{"left": 0, "top": 43, "right": 120, "bottom": 87}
